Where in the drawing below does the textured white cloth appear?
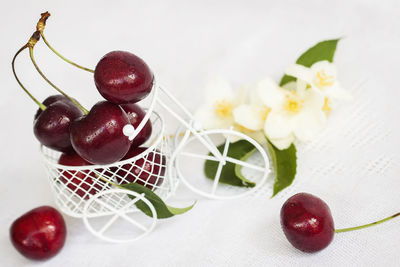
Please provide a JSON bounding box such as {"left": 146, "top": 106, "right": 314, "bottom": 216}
{"left": 1, "top": 0, "right": 400, "bottom": 266}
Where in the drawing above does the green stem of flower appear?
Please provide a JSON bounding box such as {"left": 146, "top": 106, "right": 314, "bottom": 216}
{"left": 12, "top": 34, "right": 46, "bottom": 111}
{"left": 28, "top": 45, "right": 89, "bottom": 115}
{"left": 335, "top": 212, "right": 400, "bottom": 233}
{"left": 37, "top": 11, "right": 94, "bottom": 73}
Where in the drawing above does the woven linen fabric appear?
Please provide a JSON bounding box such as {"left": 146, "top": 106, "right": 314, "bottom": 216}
{"left": 1, "top": 0, "right": 399, "bottom": 266}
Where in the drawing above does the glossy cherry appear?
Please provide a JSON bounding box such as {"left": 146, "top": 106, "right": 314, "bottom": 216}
{"left": 10, "top": 206, "right": 66, "bottom": 260}
{"left": 58, "top": 152, "right": 105, "bottom": 199}
{"left": 280, "top": 192, "right": 335, "bottom": 253}
{"left": 34, "top": 94, "right": 71, "bottom": 120}
{"left": 115, "top": 147, "right": 165, "bottom": 190}
{"left": 94, "top": 51, "right": 154, "bottom": 104}
{"left": 34, "top": 100, "right": 83, "bottom": 153}
{"left": 70, "top": 101, "right": 131, "bottom": 165}
{"left": 120, "top": 103, "right": 152, "bottom": 148}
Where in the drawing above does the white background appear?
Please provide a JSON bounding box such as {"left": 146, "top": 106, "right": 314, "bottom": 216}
{"left": 1, "top": 0, "right": 400, "bottom": 266}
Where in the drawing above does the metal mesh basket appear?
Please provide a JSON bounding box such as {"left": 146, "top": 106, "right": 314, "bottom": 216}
{"left": 40, "top": 111, "right": 179, "bottom": 218}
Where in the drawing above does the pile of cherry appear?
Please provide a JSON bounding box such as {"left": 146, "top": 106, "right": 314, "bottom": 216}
{"left": 13, "top": 25, "right": 164, "bottom": 199}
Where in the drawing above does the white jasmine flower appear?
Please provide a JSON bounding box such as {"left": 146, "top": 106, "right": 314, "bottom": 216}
{"left": 256, "top": 78, "right": 326, "bottom": 150}
{"left": 285, "top": 60, "right": 352, "bottom": 102}
{"left": 194, "top": 77, "right": 240, "bottom": 130}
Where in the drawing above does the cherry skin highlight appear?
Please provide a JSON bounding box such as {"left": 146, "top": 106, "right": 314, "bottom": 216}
{"left": 10, "top": 206, "right": 66, "bottom": 261}
{"left": 280, "top": 192, "right": 335, "bottom": 253}
{"left": 94, "top": 51, "right": 154, "bottom": 104}
{"left": 34, "top": 100, "right": 83, "bottom": 153}
{"left": 58, "top": 152, "right": 105, "bottom": 199}
{"left": 115, "top": 147, "right": 165, "bottom": 190}
{"left": 70, "top": 100, "right": 131, "bottom": 165}
{"left": 120, "top": 103, "right": 152, "bottom": 148}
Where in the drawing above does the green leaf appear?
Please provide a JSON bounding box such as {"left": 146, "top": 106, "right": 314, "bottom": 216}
{"left": 280, "top": 39, "right": 340, "bottom": 86}
{"left": 266, "top": 139, "right": 297, "bottom": 197}
{"left": 204, "top": 140, "right": 256, "bottom": 187}
{"left": 121, "top": 183, "right": 195, "bottom": 219}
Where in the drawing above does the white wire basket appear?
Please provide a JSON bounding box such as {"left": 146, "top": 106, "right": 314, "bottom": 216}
{"left": 39, "top": 81, "right": 270, "bottom": 243}
{"left": 40, "top": 109, "right": 180, "bottom": 242}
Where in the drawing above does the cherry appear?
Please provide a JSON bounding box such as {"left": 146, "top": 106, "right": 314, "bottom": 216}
{"left": 10, "top": 206, "right": 66, "bottom": 261}
{"left": 280, "top": 193, "right": 334, "bottom": 253}
{"left": 70, "top": 101, "right": 131, "bottom": 165}
{"left": 58, "top": 152, "right": 105, "bottom": 199}
{"left": 115, "top": 147, "right": 165, "bottom": 190}
{"left": 34, "top": 94, "right": 71, "bottom": 120}
{"left": 120, "top": 103, "right": 152, "bottom": 148}
{"left": 94, "top": 51, "right": 154, "bottom": 104}
{"left": 34, "top": 100, "right": 83, "bottom": 153}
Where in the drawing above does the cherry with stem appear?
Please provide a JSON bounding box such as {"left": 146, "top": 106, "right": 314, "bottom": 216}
{"left": 28, "top": 31, "right": 88, "bottom": 115}
{"left": 281, "top": 193, "right": 400, "bottom": 253}
{"left": 36, "top": 12, "right": 94, "bottom": 73}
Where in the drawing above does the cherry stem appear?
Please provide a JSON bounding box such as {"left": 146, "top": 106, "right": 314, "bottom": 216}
{"left": 28, "top": 41, "right": 89, "bottom": 115}
{"left": 37, "top": 12, "right": 94, "bottom": 73}
{"left": 12, "top": 33, "right": 46, "bottom": 111}
{"left": 335, "top": 212, "right": 400, "bottom": 233}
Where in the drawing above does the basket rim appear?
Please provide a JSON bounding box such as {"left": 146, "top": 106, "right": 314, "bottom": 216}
{"left": 40, "top": 110, "right": 165, "bottom": 171}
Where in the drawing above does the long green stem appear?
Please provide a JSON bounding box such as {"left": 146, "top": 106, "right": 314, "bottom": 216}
{"left": 36, "top": 11, "right": 94, "bottom": 73}
{"left": 12, "top": 43, "right": 46, "bottom": 111}
{"left": 335, "top": 212, "right": 400, "bottom": 233}
{"left": 28, "top": 46, "right": 89, "bottom": 115}
{"left": 40, "top": 33, "right": 94, "bottom": 73}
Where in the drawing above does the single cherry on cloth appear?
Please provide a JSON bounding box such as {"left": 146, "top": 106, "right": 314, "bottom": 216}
{"left": 94, "top": 51, "right": 154, "bottom": 104}
{"left": 58, "top": 152, "right": 105, "bottom": 199}
{"left": 10, "top": 206, "right": 66, "bottom": 261}
{"left": 115, "top": 147, "right": 166, "bottom": 190}
{"left": 280, "top": 192, "right": 335, "bottom": 253}
{"left": 120, "top": 103, "right": 152, "bottom": 148}
{"left": 34, "top": 100, "right": 83, "bottom": 153}
{"left": 70, "top": 100, "right": 131, "bottom": 165}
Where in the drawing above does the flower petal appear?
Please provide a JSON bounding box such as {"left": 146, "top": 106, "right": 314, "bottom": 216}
{"left": 311, "top": 61, "right": 337, "bottom": 78}
{"left": 268, "top": 135, "right": 295, "bottom": 150}
{"left": 255, "top": 78, "right": 286, "bottom": 109}
{"left": 325, "top": 83, "right": 353, "bottom": 101}
{"left": 233, "top": 104, "right": 265, "bottom": 131}
{"left": 204, "top": 77, "right": 234, "bottom": 104}
{"left": 285, "top": 64, "right": 313, "bottom": 83}
{"left": 194, "top": 105, "right": 234, "bottom": 130}
{"left": 264, "top": 111, "right": 293, "bottom": 139}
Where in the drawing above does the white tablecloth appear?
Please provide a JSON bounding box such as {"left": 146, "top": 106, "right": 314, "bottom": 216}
{"left": 1, "top": 0, "right": 399, "bottom": 266}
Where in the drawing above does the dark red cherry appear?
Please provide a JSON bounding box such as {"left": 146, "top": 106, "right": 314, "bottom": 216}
{"left": 120, "top": 103, "right": 152, "bottom": 148}
{"left": 10, "top": 206, "right": 66, "bottom": 260}
{"left": 34, "top": 95, "right": 73, "bottom": 120}
{"left": 94, "top": 51, "right": 154, "bottom": 104}
{"left": 280, "top": 192, "right": 335, "bottom": 253}
{"left": 34, "top": 100, "right": 83, "bottom": 153}
{"left": 115, "top": 147, "right": 165, "bottom": 190}
{"left": 58, "top": 152, "right": 105, "bottom": 199}
{"left": 70, "top": 101, "right": 131, "bottom": 165}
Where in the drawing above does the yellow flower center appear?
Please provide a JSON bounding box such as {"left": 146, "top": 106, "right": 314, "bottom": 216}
{"left": 284, "top": 91, "right": 304, "bottom": 114}
{"left": 322, "top": 97, "right": 332, "bottom": 116}
{"left": 315, "top": 69, "right": 335, "bottom": 88}
{"left": 214, "top": 99, "right": 233, "bottom": 118}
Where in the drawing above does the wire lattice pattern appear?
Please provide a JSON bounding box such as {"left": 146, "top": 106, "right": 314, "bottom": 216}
{"left": 41, "top": 112, "right": 179, "bottom": 218}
